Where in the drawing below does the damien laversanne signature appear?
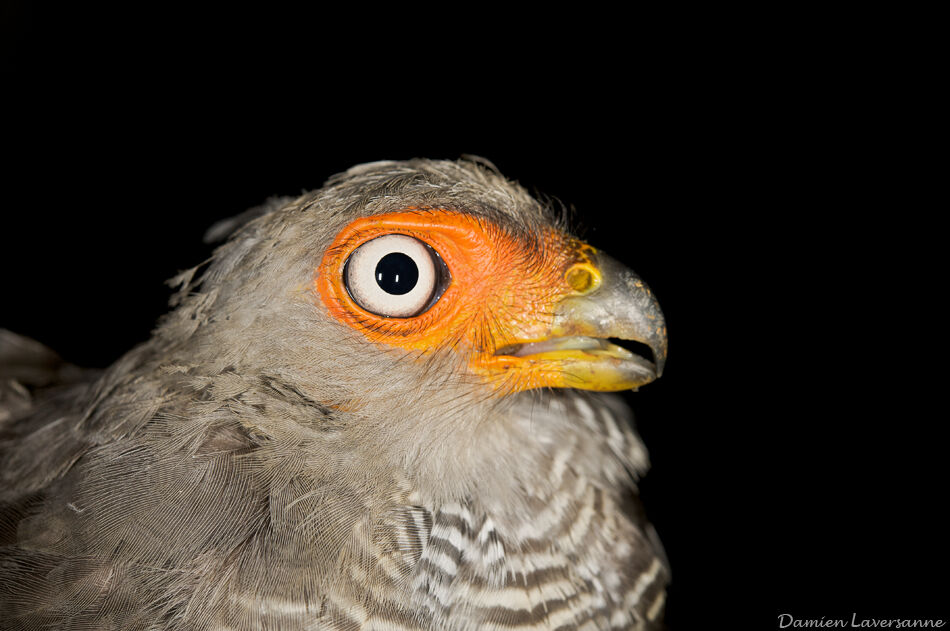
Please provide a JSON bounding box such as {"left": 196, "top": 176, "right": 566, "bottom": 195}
{"left": 778, "top": 614, "right": 946, "bottom": 629}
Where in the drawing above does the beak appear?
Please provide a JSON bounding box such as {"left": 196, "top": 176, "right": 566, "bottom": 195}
{"left": 489, "top": 250, "right": 668, "bottom": 392}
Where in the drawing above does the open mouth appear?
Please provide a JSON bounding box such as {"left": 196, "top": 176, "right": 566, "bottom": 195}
{"left": 494, "top": 335, "right": 658, "bottom": 376}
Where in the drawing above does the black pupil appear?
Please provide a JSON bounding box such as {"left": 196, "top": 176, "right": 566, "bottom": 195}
{"left": 375, "top": 252, "right": 419, "bottom": 295}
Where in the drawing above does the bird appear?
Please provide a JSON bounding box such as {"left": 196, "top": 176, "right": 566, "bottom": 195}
{"left": 0, "top": 158, "right": 670, "bottom": 630}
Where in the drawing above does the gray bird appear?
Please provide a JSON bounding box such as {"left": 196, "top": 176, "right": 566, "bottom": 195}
{"left": 0, "top": 158, "right": 670, "bottom": 630}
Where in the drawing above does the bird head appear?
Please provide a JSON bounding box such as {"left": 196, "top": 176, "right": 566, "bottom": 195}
{"left": 315, "top": 203, "right": 666, "bottom": 396}
{"left": 155, "top": 159, "right": 666, "bottom": 495}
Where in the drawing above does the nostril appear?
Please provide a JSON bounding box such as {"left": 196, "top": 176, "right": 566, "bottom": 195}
{"left": 565, "top": 264, "right": 601, "bottom": 294}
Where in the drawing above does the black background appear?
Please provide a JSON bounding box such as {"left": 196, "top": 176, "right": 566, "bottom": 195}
{"left": 3, "top": 5, "right": 945, "bottom": 628}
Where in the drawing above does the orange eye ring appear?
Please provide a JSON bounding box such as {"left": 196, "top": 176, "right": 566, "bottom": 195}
{"left": 315, "top": 208, "right": 577, "bottom": 357}
{"left": 317, "top": 209, "right": 493, "bottom": 349}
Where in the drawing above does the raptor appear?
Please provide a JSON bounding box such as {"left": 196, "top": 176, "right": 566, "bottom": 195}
{"left": 0, "top": 158, "right": 669, "bottom": 630}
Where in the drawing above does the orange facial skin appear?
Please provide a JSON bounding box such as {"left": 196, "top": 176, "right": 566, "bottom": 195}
{"left": 316, "top": 208, "right": 594, "bottom": 393}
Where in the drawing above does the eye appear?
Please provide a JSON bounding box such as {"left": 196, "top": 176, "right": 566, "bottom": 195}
{"left": 343, "top": 234, "right": 450, "bottom": 318}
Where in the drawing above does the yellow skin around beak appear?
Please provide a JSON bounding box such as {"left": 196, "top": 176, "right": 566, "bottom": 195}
{"left": 475, "top": 248, "right": 668, "bottom": 393}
